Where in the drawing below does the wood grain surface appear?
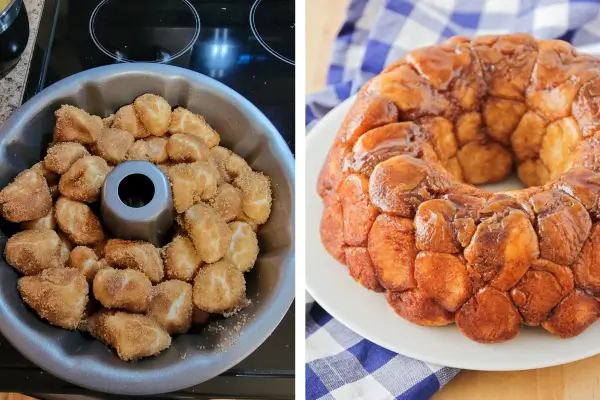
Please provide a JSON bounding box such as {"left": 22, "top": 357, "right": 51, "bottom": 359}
{"left": 305, "top": 1, "right": 600, "bottom": 399}
{"left": 0, "top": 395, "right": 36, "bottom": 400}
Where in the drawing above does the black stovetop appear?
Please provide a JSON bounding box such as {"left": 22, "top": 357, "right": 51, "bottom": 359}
{"left": 1, "top": 0, "right": 295, "bottom": 398}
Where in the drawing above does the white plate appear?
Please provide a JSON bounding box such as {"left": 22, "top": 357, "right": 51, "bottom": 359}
{"left": 305, "top": 96, "right": 600, "bottom": 371}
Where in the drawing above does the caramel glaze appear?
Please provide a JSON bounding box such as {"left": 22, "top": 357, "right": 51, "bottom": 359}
{"left": 318, "top": 33, "right": 600, "bottom": 343}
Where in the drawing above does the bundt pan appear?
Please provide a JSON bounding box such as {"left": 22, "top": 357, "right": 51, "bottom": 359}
{"left": 0, "top": 63, "right": 294, "bottom": 394}
{"left": 318, "top": 33, "right": 600, "bottom": 344}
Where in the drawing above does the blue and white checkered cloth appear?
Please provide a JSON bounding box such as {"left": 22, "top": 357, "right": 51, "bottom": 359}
{"left": 306, "top": 1, "right": 600, "bottom": 399}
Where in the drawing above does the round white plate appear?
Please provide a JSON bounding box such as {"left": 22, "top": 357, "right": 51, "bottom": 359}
{"left": 305, "top": 96, "right": 600, "bottom": 371}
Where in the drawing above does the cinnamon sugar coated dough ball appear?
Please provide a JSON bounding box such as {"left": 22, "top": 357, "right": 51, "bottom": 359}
{"left": 168, "top": 107, "right": 220, "bottom": 147}
{"left": 54, "top": 197, "right": 105, "bottom": 245}
{"left": 86, "top": 310, "right": 171, "bottom": 361}
{"left": 93, "top": 128, "right": 135, "bottom": 164}
{"left": 133, "top": 94, "right": 172, "bottom": 136}
{"left": 211, "top": 146, "right": 233, "bottom": 183}
{"left": 44, "top": 142, "right": 89, "bottom": 174}
{"left": 147, "top": 280, "right": 193, "bottom": 334}
{"left": 0, "top": 168, "right": 52, "bottom": 222}
{"left": 126, "top": 137, "right": 168, "bottom": 164}
{"left": 104, "top": 239, "right": 164, "bottom": 283}
{"left": 18, "top": 268, "right": 88, "bottom": 330}
{"left": 317, "top": 33, "right": 600, "bottom": 343}
{"left": 225, "top": 221, "right": 259, "bottom": 273}
{"left": 211, "top": 183, "right": 243, "bottom": 222}
{"left": 53, "top": 105, "right": 103, "bottom": 144}
{"left": 184, "top": 202, "right": 232, "bottom": 263}
{"left": 58, "top": 156, "right": 111, "bottom": 202}
{"left": 68, "top": 246, "right": 108, "bottom": 282}
{"left": 193, "top": 260, "right": 246, "bottom": 314}
{"left": 166, "top": 162, "right": 219, "bottom": 212}
{"left": 162, "top": 234, "right": 202, "bottom": 282}
{"left": 93, "top": 268, "right": 152, "bottom": 313}
{"left": 166, "top": 133, "right": 212, "bottom": 163}
{"left": 20, "top": 208, "right": 56, "bottom": 231}
{"left": 233, "top": 170, "right": 272, "bottom": 224}
{"left": 112, "top": 104, "right": 149, "bottom": 139}
{"left": 0, "top": 91, "right": 274, "bottom": 361}
{"left": 5, "top": 229, "right": 65, "bottom": 275}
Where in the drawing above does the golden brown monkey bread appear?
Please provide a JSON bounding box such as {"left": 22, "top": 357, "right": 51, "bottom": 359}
{"left": 456, "top": 288, "right": 522, "bottom": 343}
{"left": 0, "top": 168, "right": 52, "bottom": 222}
{"left": 529, "top": 190, "right": 591, "bottom": 266}
{"left": 20, "top": 208, "right": 56, "bottom": 231}
{"left": 168, "top": 107, "right": 220, "bottom": 147}
{"left": 192, "top": 260, "right": 246, "bottom": 314}
{"left": 344, "top": 247, "right": 383, "bottom": 292}
{"left": 510, "top": 259, "right": 574, "bottom": 326}
{"left": 31, "top": 161, "right": 60, "bottom": 196}
{"left": 320, "top": 194, "right": 345, "bottom": 264}
{"left": 316, "top": 34, "right": 600, "bottom": 342}
{"left": 93, "top": 128, "right": 135, "bottom": 164}
{"left": 54, "top": 197, "right": 105, "bottom": 245}
{"left": 211, "top": 183, "right": 243, "bottom": 222}
{"left": 386, "top": 290, "right": 454, "bottom": 327}
{"left": 542, "top": 290, "right": 600, "bottom": 338}
{"left": 183, "top": 202, "right": 233, "bottom": 263}
{"left": 112, "top": 104, "right": 149, "bottom": 139}
{"left": 133, "top": 94, "right": 172, "bottom": 136}
{"left": 369, "top": 155, "right": 449, "bottom": 218}
{"left": 465, "top": 209, "right": 539, "bottom": 291}
{"left": 225, "top": 221, "right": 259, "bottom": 272}
{"left": 126, "top": 137, "right": 169, "bottom": 164}
{"left": 166, "top": 133, "right": 212, "bottom": 163}
{"left": 57, "top": 231, "right": 74, "bottom": 266}
{"left": 92, "top": 268, "right": 152, "bottom": 313}
{"left": 414, "top": 252, "right": 471, "bottom": 312}
{"left": 43, "top": 142, "right": 90, "bottom": 174}
{"left": 18, "top": 268, "right": 88, "bottom": 330}
{"left": 68, "top": 246, "right": 108, "bottom": 282}
{"left": 192, "top": 307, "right": 210, "bottom": 324}
{"left": 53, "top": 105, "right": 103, "bottom": 144}
{"left": 147, "top": 280, "right": 193, "bottom": 334}
{"left": 58, "top": 156, "right": 111, "bottom": 202}
{"left": 162, "top": 234, "right": 202, "bottom": 282}
{"left": 86, "top": 310, "right": 171, "bottom": 361}
{"left": 572, "top": 224, "right": 600, "bottom": 295}
{"left": 368, "top": 214, "right": 417, "bottom": 292}
{"left": 166, "top": 162, "right": 220, "bottom": 212}
{"left": 5, "top": 229, "right": 65, "bottom": 275}
{"left": 233, "top": 170, "right": 272, "bottom": 225}
{"left": 104, "top": 239, "right": 164, "bottom": 283}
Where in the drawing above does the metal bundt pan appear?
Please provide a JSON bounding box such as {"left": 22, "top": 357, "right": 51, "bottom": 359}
{"left": 0, "top": 63, "right": 295, "bottom": 395}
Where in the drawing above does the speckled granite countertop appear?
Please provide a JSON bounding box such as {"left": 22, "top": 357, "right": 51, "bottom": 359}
{"left": 0, "top": 0, "right": 45, "bottom": 126}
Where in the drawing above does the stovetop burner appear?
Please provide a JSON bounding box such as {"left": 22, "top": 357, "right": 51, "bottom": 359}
{"left": 89, "top": 0, "right": 200, "bottom": 63}
{"left": 250, "top": 0, "right": 294, "bottom": 65}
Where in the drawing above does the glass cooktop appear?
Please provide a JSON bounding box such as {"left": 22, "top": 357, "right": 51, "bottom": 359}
{"left": 0, "top": 0, "right": 295, "bottom": 398}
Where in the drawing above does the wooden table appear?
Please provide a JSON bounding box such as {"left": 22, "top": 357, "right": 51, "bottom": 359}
{"left": 305, "top": 1, "right": 600, "bottom": 398}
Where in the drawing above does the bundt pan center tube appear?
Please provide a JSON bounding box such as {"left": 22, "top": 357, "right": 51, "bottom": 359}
{"left": 0, "top": 63, "right": 294, "bottom": 395}
{"left": 319, "top": 33, "right": 600, "bottom": 344}
{"left": 101, "top": 160, "right": 175, "bottom": 247}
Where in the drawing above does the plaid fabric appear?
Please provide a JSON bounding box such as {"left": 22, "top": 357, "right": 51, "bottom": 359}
{"left": 306, "top": 1, "right": 600, "bottom": 399}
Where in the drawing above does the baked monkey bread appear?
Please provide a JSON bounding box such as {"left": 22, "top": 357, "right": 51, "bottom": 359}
{"left": 318, "top": 33, "right": 600, "bottom": 344}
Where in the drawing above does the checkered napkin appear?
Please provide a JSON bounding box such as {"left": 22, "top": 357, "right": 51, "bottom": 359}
{"left": 305, "top": 1, "right": 600, "bottom": 399}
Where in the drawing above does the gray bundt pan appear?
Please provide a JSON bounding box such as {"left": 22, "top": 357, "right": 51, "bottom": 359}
{"left": 0, "top": 63, "right": 295, "bottom": 395}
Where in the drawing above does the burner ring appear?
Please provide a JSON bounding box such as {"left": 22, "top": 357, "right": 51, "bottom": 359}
{"left": 89, "top": 0, "right": 200, "bottom": 63}
{"left": 250, "top": 0, "right": 294, "bottom": 66}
